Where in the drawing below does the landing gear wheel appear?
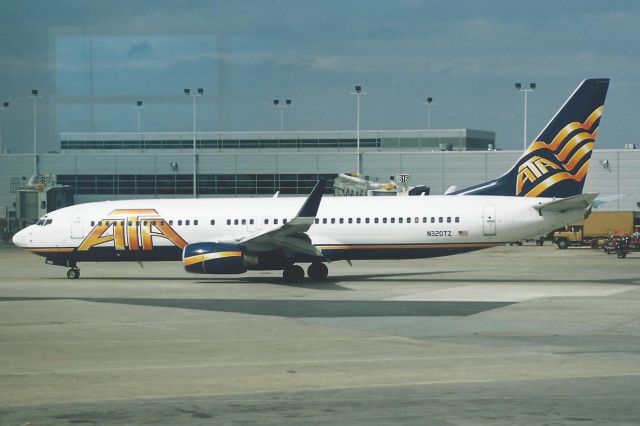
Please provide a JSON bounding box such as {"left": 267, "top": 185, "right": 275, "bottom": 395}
{"left": 307, "top": 262, "right": 328, "bottom": 281}
{"left": 67, "top": 268, "right": 80, "bottom": 279}
{"left": 283, "top": 265, "right": 304, "bottom": 283}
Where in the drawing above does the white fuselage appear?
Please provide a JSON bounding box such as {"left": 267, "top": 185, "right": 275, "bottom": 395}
{"left": 15, "top": 195, "right": 582, "bottom": 266}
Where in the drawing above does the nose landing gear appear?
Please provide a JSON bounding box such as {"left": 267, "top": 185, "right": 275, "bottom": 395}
{"left": 66, "top": 268, "right": 80, "bottom": 279}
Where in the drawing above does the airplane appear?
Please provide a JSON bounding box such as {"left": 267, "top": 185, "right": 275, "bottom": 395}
{"left": 12, "top": 78, "right": 609, "bottom": 281}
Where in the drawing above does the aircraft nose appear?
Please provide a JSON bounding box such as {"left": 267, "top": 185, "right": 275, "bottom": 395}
{"left": 12, "top": 228, "right": 28, "bottom": 247}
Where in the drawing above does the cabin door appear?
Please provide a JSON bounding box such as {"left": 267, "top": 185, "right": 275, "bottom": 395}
{"left": 483, "top": 205, "right": 496, "bottom": 236}
{"left": 70, "top": 210, "right": 85, "bottom": 239}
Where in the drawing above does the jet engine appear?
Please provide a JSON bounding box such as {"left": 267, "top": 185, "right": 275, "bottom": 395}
{"left": 182, "top": 242, "right": 247, "bottom": 274}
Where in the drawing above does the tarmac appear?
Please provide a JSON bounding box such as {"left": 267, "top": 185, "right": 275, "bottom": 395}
{"left": 1, "top": 244, "right": 639, "bottom": 425}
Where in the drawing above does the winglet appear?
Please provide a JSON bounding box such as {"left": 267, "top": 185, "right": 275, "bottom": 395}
{"left": 296, "top": 179, "right": 326, "bottom": 218}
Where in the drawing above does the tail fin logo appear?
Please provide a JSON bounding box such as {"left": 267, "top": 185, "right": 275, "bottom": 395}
{"left": 516, "top": 106, "right": 603, "bottom": 197}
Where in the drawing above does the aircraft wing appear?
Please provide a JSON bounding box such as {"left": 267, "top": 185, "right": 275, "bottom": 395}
{"left": 228, "top": 179, "right": 326, "bottom": 258}
{"left": 533, "top": 193, "right": 598, "bottom": 214}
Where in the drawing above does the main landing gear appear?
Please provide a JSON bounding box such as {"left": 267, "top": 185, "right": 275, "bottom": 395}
{"left": 282, "top": 262, "right": 328, "bottom": 283}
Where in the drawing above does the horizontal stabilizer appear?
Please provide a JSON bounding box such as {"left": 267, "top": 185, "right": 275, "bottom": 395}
{"left": 533, "top": 193, "right": 597, "bottom": 213}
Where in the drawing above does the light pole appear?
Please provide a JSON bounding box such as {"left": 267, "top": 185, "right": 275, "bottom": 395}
{"left": 350, "top": 85, "right": 366, "bottom": 175}
{"left": 28, "top": 90, "right": 40, "bottom": 176}
{"left": 184, "top": 88, "right": 204, "bottom": 198}
{"left": 421, "top": 97, "right": 434, "bottom": 129}
{"left": 0, "top": 102, "right": 8, "bottom": 154}
{"left": 133, "top": 100, "right": 143, "bottom": 133}
{"left": 273, "top": 99, "right": 292, "bottom": 131}
{"left": 515, "top": 82, "right": 536, "bottom": 151}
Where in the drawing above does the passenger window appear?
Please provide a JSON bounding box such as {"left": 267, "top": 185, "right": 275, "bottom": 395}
{"left": 331, "top": 218, "right": 335, "bottom": 224}
{"left": 383, "top": 218, "right": 387, "bottom": 224}
{"left": 241, "top": 219, "right": 246, "bottom": 225}
{"left": 455, "top": 217, "right": 460, "bottom": 223}
{"left": 249, "top": 219, "right": 254, "bottom": 225}
{"left": 391, "top": 218, "right": 395, "bottom": 223}
{"left": 348, "top": 218, "right": 353, "bottom": 224}
{"left": 226, "top": 219, "right": 231, "bottom": 225}
{"left": 264, "top": 219, "right": 269, "bottom": 225}
{"left": 186, "top": 220, "right": 190, "bottom": 226}
{"left": 374, "top": 218, "right": 379, "bottom": 224}
{"left": 120, "top": 221, "right": 124, "bottom": 227}
{"left": 169, "top": 220, "right": 174, "bottom": 226}
{"left": 136, "top": 220, "right": 140, "bottom": 226}
{"left": 234, "top": 219, "right": 239, "bottom": 225}
{"left": 398, "top": 218, "right": 403, "bottom": 223}
{"left": 283, "top": 219, "right": 288, "bottom": 224}
{"left": 406, "top": 217, "right": 411, "bottom": 223}
{"left": 446, "top": 217, "right": 451, "bottom": 223}
{"left": 323, "top": 218, "right": 327, "bottom": 224}
{"left": 160, "top": 220, "right": 165, "bottom": 226}
{"left": 422, "top": 217, "right": 427, "bottom": 223}
{"left": 178, "top": 220, "right": 182, "bottom": 226}
{"left": 194, "top": 220, "right": 198, "bottom": 225}
{"left": 430, "top": 217, "right": 435, "bottom": 223}
{"left": 91, "top": 221, "right": 95, "bottom": 226}
{"left": 365, "top": 218, "right": 369, "bottom": 224}
{"left": 143, "top": 221, "right": 148, "bottom": 226}
{"left": 314, "top": 218, "right": 319, "bottom": 224}
{"left": 210, "top": 220, "right": 215, "bottom": 225}
{"left": 438, "top": 217, "right": 443, "bottom": 223}
{"left": 339, "top": 218, "right": 344, "bottom": 224}
{"left": 274, "top": 219, "right": 279, "bottom": 225}
{"left": 356, "top": 218, "right": 361, "bottom": 224}
{"left": 415, "top": 217, "right": 419, "bottom": 223}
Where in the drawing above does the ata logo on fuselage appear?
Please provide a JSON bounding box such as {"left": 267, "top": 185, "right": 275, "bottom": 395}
{"left": 516, "top": 155, "right": 560, "bottom": 195}
{"left": 78, "top": 209, "right": 187, "bottom": 251}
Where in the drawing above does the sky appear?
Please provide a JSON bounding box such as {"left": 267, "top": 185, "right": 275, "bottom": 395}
{"left": 0, "top": 0, "right": 639, "bottom": 153}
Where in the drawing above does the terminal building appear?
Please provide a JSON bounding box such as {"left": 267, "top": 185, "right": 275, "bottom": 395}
{"left": 1, "top": 128, "right": 639, "bottom": 233}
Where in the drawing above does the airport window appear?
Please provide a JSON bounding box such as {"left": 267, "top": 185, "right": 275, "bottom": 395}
{"left": 439, "top": 217, "right": 443, "bottom": 223}
{"left": 455, "top": 217, "right": 460, "bottom": 223}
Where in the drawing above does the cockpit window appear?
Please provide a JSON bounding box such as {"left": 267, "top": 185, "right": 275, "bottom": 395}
{"left": 45, "top": 219, "right": 53, "bottom": 225}
{"left": 36, "top": 219, "right": 45, "bottom": 226}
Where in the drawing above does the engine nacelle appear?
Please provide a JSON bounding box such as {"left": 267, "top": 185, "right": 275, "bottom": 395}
{"left": 182, "top": 242, "right": 247, "bottom": 274}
